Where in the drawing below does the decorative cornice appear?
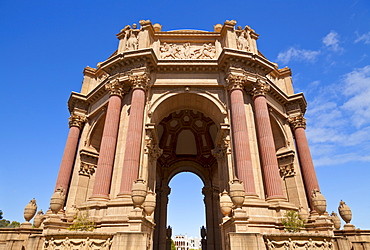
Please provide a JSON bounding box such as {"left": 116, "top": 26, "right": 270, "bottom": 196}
{"left": 68, "top": 114, "right": 87, "bottom": 129}
{"left": 250, "top": 79, "right": 270, "bottom": 97}
{"left": 288, "top": 115, "right": 306, "bottom": 130}
{"left": 129, "top": 74, "right": 150, "bottom": 91}
{"left": 68, "top": 93, "right": 89, "bottom": 114}
{"left": 225, "top": 73, "right": 247, "bottom": 91}
{"left": 105, "top": 79, "right": 126, "bottom": 97}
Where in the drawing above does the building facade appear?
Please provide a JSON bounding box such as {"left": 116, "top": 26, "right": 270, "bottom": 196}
{"left": 1, "top": 20, "right": 370, "bottom": 250}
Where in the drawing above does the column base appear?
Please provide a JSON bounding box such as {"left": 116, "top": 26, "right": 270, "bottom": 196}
{"left": 88, "top": 195, "right": 110, "bottom": 201}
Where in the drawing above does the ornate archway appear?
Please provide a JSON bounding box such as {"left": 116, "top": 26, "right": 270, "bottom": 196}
{"left": 152, "top": 108, "right": 223, "bottom": 250}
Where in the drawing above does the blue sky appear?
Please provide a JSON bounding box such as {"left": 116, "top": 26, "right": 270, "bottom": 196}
{"left": 1, "top": 0, "right": 370, "bottom": 238}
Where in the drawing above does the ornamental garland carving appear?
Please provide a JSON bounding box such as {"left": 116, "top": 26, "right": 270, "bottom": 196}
{"left": 129, "top": 74, "right": 150, "bottom": 90}
{"left": 105, "top": 79, "right": 126, "bottom": 97}
{"left": 160, "top": 43, "right": 216, "bottom": 59}
{"left": 288, "top": 115, "right": 306, "bottom": 130}
{"left": 265, "top": 238, "right": 333, "bottom": 249}
{"left": 43, "top": 237, "right": 112, "bottom": 250}
{"left": 225, "top": 73, "right": 247, "bottom": 91}
{"left": 68, "top": 114, "right": 87, "bottom": 128}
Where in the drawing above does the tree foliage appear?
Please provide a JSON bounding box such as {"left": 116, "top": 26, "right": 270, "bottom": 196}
{"left": 171, "top": 239, "right": 176, "bottom": 250}
{"left": 0, "top": 210, "right": 20, "bottom": 228}
{"left": 67, "top": 208, "right": 95, "bottom": 231}
{"left": 281, "top": 210, "right": 305, "bottom": 233}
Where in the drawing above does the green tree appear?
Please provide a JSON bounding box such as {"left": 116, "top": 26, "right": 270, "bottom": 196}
{"left": 171, "top": 239, "right": 176, "bottom": 250}
{"left": 67, "top": 208, "right": 95, "bottom": 231}
{"left": 281, "top": 210, "right": 305, "bottom": 233}
{"left": 0, "top": 210, "right": 20, "bottom": 228}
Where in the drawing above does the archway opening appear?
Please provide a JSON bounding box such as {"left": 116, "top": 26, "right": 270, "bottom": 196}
{"left": 167, "top": 172, "right": 205, "bottom": 238}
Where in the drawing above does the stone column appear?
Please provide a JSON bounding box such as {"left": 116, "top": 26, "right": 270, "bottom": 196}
{"left": 90, "top": 80, "right": 125, "bottom": 200}
{"left": 211, "top": 146, "right": 228, "bottom": 192}
{"left": 226, "top": 74, "right": 256, "bottom": 195}
{"left": 119, "top": 74, "right": 150, "bottom": 195}
{"left": 250, "top": 80, "right": 284, "bottom": 199}
{"left": 202, "top": 187, "right": 215, "bottom": 250}
{"left": 55, "top": 114, "right": 86, "bottom": 192}
{"left": 157, "top": 186, "right": 171, "bottom": 250}
{"left": 289, "top": 115, "right": 319, "bottom": 209}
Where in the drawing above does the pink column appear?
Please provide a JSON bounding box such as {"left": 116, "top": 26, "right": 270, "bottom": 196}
{"left": 251, "top": 80, "right": 284, "bottom": 199}
{"left": 226, "top": 74, "right": 256, "bottom": 195}
{"left": 119, "top": 74, "right": 149, "bottom": 195}
{"left": 90, "top": 81, "right": 124, "bottom": 200}
{"left": 289, "top": 115, "right": 319, "bottom": 209}
{"left": 55, "top": 114, "right": 86, "bottom": 192}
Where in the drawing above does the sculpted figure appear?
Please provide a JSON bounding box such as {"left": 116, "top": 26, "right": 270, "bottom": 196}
{"left": 47, "top": 238, "right": 56, "bottom": 250}
{"left": 101, "top": 238, "right": 112, "bottom": 250}
{"left": 284, "top": 238, "right": 296, "bottom": 250}
{"left": 125, "top": 24, "right": 139, "bottom": 51}
{"left": 183, "top": 43, "right": 194, "bottom": 59}
{"left": 62, "top": 237, "right": 72, "bottom": 250}
{"left": 266, "top": 239, "right": 275, "bottom": 249}
{"left": 194, "top": 43, "right": 215, "bottom": 59}
{"left": 81, "top": 237, "right": 93, "bottom": 250}
{"left": 236, "top": 26, "right": 250, "bottom": 51}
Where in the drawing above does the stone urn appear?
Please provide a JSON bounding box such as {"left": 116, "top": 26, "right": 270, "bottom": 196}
{"left": 229, "top": 179, "right": 245, "bottom": 209}
{"left": 131, "top": 179, "right": 147, "bottom": 208}
{"left": 24, "top": 198, "right": 37, "bottom": 222}
{"left": 330, "top": 211, "right": 341, "bottom": 230}
{"left": 143, "top": 191, "right": 156, "bottom": 216}
{"left": 311, "top": 189, "right": 326, "bottom": 215}
{"left": 338, "top": 200, "right": 352, "bottom": 224}
{"left": 50, "top": 187, "right": 66, "bottom": 214}
{"left": 298, "top": 206, "right": 309, "bottom": 222}
{"left": 219, "top": 190, "right": 233, "bottom": 218}
{"left": 33, "top": 210, "right": 44, "bottom": 228}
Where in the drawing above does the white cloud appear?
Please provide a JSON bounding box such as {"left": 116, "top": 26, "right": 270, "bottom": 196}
{"left": 341, "top": 65, "right": 370, "bottom": 128}
{"left": 322, "top": 30, "right": 343, "bottom": 52}
{"left": 276, "top": 47, "right": 320, "bottom": 64}
{"left": 355, "top": 31, "right": 370, "bottom": 44}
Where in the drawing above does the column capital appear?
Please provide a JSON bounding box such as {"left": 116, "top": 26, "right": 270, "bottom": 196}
{"left": 288, "top": 115, "right": 306, "bottom": 130}
{"left": 145, "top": 139, "right": 163, "bottom": 161}
{"left": 129, "top": 74, "right": 150, "bottom": 91}
{"left": 225, "top": 73, "right": 247, "bottom": 91}
{"left": 68, "top": 113, "right": 86, "bottom": 128}
{"left": 211, "top": 146, "right": 227, "bottom": 161}
{"left": 250, "top": 79, "right": 270, "bottom": 97}
{"left": 105, "top": 79, "right": 126, "bottom": 97}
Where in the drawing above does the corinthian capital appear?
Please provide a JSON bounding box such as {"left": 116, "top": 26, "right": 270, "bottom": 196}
{"left": 211, "top": 146, "right": 227, "bottom": 161}
{"left": 105, "top": 79, "right": 125, "bottom": 97}
{"left": 250, "top": 79, "right": 270, "bottom": 97}
{"left": 129, "top": 74, "right": 150, "bottom": 91}
{"left": 68, "top": 114, "right": 87, "bottom": 128}
{"left": 288, "top": 115, "right": 306, "bottom": 130}
{"left": 225, "top": 73, "right": 247, "bottom": 91}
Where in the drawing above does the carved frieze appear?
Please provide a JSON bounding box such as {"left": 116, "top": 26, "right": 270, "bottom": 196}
{"left": 265, "top": 238, "right": 333, "bottom": 249}
{"left": 43, "top": 237, "right": 112, "bottom": 250}
{"left": 68, "top": 114, "right": 87, "bottom": 129}
{"left": 288, "top": 115, "right": 306, "bottom": 130}
{"left": 159, "top": 42, "right": 216, "bottom": 59}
